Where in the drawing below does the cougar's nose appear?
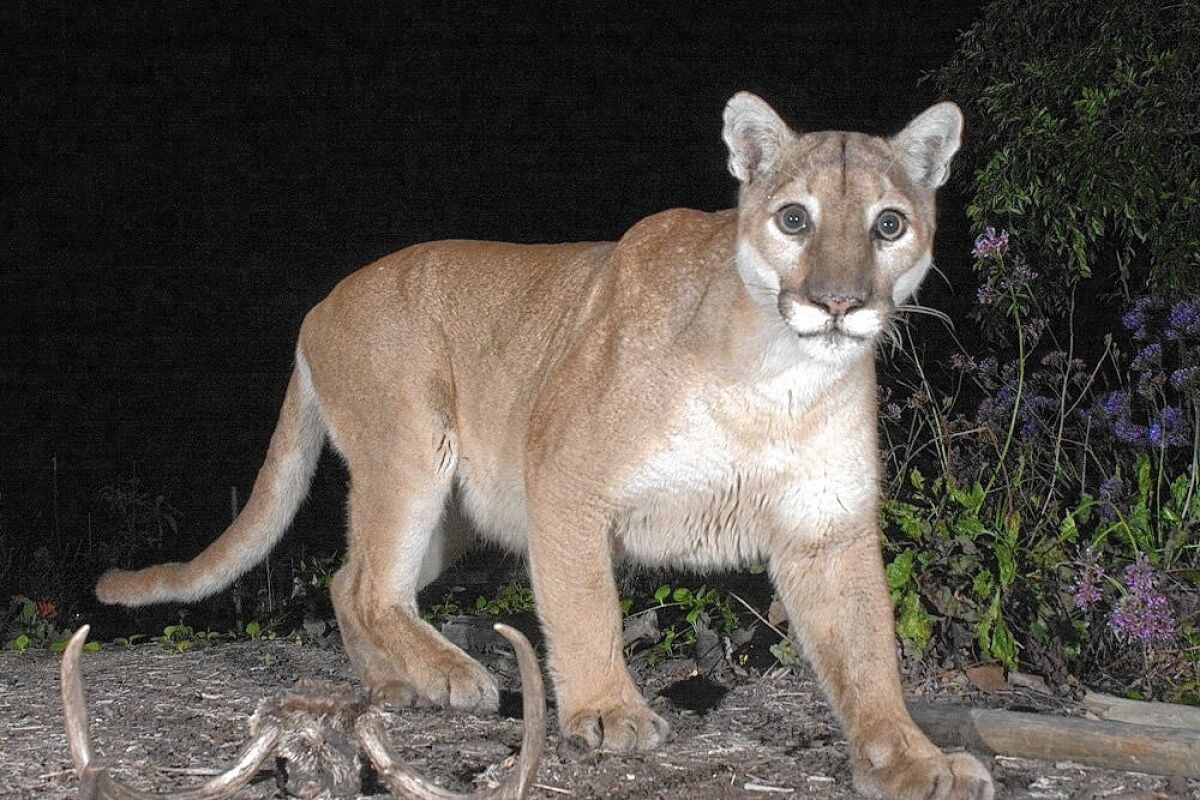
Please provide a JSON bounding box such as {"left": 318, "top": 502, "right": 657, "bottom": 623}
{"left": 811, "top": 293, "right": 865, "bottom": 317}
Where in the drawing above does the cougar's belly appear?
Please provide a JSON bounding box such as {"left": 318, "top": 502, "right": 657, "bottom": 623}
{"left": 454, "top": 453, "right": 531, "bottom": 553}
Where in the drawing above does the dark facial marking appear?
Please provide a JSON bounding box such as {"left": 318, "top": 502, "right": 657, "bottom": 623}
{"left": 840, "top": 135, "right": 848, "bottom": 194}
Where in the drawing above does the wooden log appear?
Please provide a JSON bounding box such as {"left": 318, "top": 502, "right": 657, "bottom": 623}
{"left": 907, "top": 701, "right": 1200, "bottom": 779}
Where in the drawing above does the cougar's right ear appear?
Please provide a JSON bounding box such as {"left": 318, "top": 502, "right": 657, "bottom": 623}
{"left": 723, "top": 92, "right": 790, "bottom": 184}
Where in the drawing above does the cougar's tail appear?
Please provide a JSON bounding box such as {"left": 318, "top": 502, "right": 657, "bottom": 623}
{"left": 96, "top": 351, "right": 326, "bottom": 606}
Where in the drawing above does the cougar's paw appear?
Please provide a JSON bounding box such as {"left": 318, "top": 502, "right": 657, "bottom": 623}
{"left": 558, "top": 700, "right": 671, "bottom": 758}
{"left": 856, "top": 750, "right": 994, "bottom": 800}
{"left": 368, "top": 653, "right": 500, "bottom": 713}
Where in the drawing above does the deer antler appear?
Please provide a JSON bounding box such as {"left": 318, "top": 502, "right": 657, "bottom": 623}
{"left": 61, "top": 625, "right": 282, "bottom": 799}
{"left": 356, "top": 623, "right": 546, "bottom": 799}
{"left": 60, "top": 622, "right": 546, "bottom": 799}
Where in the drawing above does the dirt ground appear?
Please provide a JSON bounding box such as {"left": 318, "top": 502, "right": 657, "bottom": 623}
{"left": 1, "top": 630, "right": 1193, "bottom": 800}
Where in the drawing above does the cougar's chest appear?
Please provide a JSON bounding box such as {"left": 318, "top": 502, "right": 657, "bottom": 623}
{"left": 612, "top": 364, "right": 860, "bottom": 569}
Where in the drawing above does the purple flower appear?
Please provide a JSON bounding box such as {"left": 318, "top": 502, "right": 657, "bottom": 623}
{"left": 1168, "top": 299, "right": 1200, "bottom": 338}
{"left": 1122, "top": 310, "right": 1145, "bottom": 332}
{"left": 971, "top": 226, "right": 1010, "bottom": 259}
{"left": 1012, "top": 259, "right": 1036, "bottom": 284}
{"left": 1098, "top": 390, "right": 1130, "bottom": 418}
{"left": 1170, "top": 366, "right": 1200, "bottom": 390}
{"left": 1135, "top": 370, "right": 1161, "bottom": 399}
{"left": 976, "top": 283, "right": 997, "bottom": 305}
{"left": 1113, "top": 417, "right": 1147, "bottom": 444}
{"left": 1073, "top": 549, "right": 1105, "bottom": 609}
{"left": 1131, "top": 343, "right": 1163, "bottom": 372}
{"left": 1148, "top": 406, "right": 1189, "bottom": 448}
{"left": 1097, "top": 476, "right": 1124, "bottom": 523}
{"left": 1098, "top": 476, "right": 1124, "bottom": 500}
{"left": 1108, "top": 555, "right": 1174, "bottom": 642}
{"left": 884, "top": 402, "right": 902, "bottom": 420}
{"left": 1134, "top": 296, "right": 1166, "bottom": 314}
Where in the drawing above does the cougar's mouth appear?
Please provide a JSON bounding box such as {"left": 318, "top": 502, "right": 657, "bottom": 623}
{"left": 797, "top": 327, "right": 871, "bottom": 347}
{"left": 788, "top": 313, "right": 880, "bottom": 343}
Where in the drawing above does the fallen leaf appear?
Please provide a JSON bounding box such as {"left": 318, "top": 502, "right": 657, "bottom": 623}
{"left": 965, "top": 663, "right": 1008, "bottom": 692}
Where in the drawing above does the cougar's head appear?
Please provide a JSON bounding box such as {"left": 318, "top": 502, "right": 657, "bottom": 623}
{"left": 723, "top": 92, "right": 962, "bottom": 366}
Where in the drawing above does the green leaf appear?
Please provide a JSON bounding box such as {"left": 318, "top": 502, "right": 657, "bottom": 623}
{"left": 1059, "top": 510, "right": 1078, "bottom": 542}
{"left": 769, "top": 639, "right": 804, "bottom": 666}
{"left": 654, "top": 585, "right": 671, "bottom": 604}
{"left": 990, "top": 616, "right": 1018, "bottom": 669}
{"left": 895, "top": 591, "right": 931, "bottom": 650}
{"left": 887, "top": 550, "right": 915, "bottom": 591}
{"left": 1003, "top": 511, "right": 1021, "bottom": 546}
{"left": 245, "top": 621, "right": 262, "bottom": 638}
{"left": 973, "top": 570, "right": 996, "bottom": 599}
{"left": 1136, "top": 453, "right": 1152, "bottom": 502}
{"left": 996, "top": 542, "right": 1016, "bottom": 589}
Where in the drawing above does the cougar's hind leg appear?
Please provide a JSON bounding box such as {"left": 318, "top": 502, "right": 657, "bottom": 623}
{"left": 329, "top": 424, "right": 498, "bottom": 712}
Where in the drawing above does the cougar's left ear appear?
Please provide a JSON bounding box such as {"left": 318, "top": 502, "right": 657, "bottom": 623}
{"left": 891, "top": 102, "right": 963, "bottom": 189}
{"left": 723, "top": 92, "right": 791, "bottom": 184}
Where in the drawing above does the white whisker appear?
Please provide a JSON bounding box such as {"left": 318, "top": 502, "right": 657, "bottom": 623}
{"left": 896, "top": 303, "right": 954, "bottom": 330}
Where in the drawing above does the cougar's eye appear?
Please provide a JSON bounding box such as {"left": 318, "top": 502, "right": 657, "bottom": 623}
{"left": 874, "top": 210, "right": 906, "bottom": 241}
{"left": 775, "top": 204, "right": 810, "bottom": 235}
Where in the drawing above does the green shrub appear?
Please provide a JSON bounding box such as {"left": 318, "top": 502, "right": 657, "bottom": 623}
{"left": 932, "top": 0, "right": 1200, "bottom": 312}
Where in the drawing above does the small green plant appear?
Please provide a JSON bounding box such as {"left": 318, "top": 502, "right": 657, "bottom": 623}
{"left": 292, "top": 553, "right": 340, "bottom": 593}
{"left": 2, "top": 596, "right": 95, "bottom": 652}
{"left": 423, "top": 586, "right": 466, "bottom": 623}
{"left": 473, "top": 583, "right": 535, "bottom": 616}
{"left": 243, "top": 620, "right": 277, "bottom": 640}
{"left": 640, "top": 584, "right": 740, "bottom": 660}
{"left": 768, "top": 638, "right": 803, "bottom": 666}
{"left": 152, "top": 620, "right": 224, "bottom": 653}
{"left": 112, "top": 634, "right": 146, "bottom": 648}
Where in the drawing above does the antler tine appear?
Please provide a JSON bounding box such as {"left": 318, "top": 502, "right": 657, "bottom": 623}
{"left": 356, "top": 622, "right": 546, "bottom": 800}
{"left": 494, "top": 622, "right": 546, "bottom": 799}
{"left": 61, "top": 627, "right": 98, "bottom": 785}
{"left": 60, "top": 626, "right": 282, "bottom": 799}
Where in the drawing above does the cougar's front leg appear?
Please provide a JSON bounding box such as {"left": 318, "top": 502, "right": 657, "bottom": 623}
{"left": 771, "top": 527, "right": 994, "bottom": 800}
{"left": 526, "top": 485, "right": 670, "bottom": 755}
{"left": 330, "top": 438, "right": 498, "bottom": 713}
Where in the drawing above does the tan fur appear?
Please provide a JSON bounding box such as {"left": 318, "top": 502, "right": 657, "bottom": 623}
{"left": 97, "top": 94, "right": 993, "bottom": 799}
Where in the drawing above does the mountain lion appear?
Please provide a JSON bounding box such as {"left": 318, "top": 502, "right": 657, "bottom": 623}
{"left": 99, "top": 93, "right": 993, "bottom": 799}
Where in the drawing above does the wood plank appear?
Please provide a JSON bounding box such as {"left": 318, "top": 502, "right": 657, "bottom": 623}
{"left": 1082, "top": 691, "right": 1200, "bottom": 731}
{"left": 908, "top": 701, "right": 1200, "bottom": 779}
